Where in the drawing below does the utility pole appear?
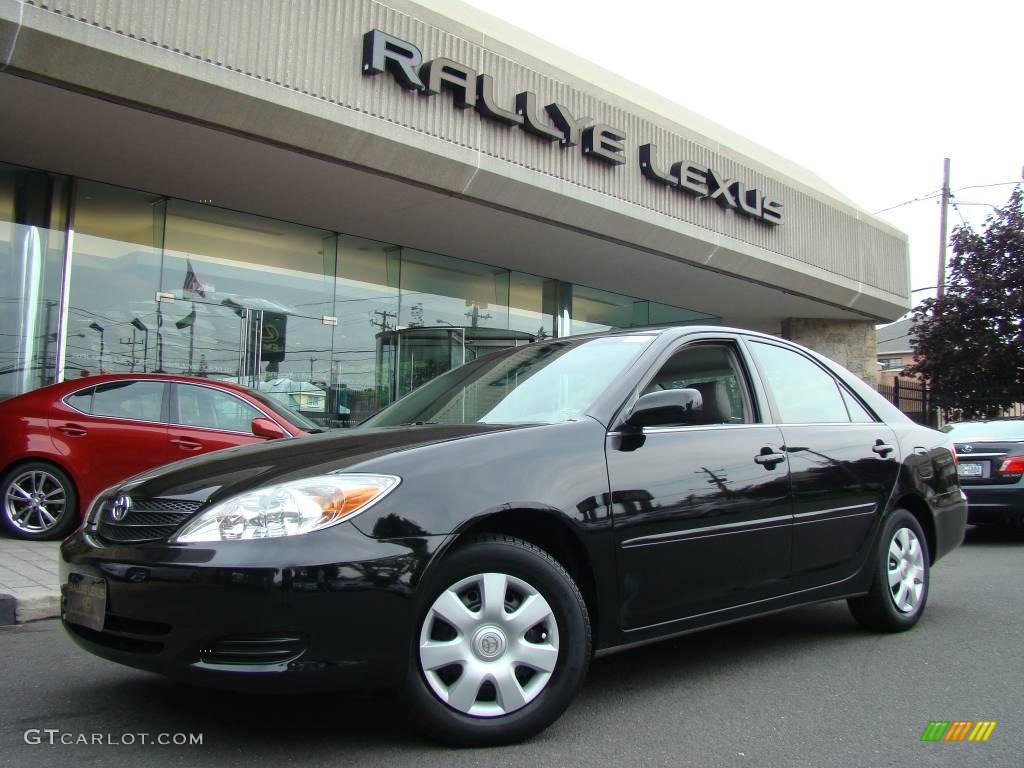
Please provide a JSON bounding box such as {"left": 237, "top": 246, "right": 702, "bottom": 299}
{"left": 936, "top": 157, "right": 951, "bottom": 298}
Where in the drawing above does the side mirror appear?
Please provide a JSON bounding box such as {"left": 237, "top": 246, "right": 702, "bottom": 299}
{"left": 251, "top": 417, "right": 287, "bottom": 440}
{"left": 624, "top": 388, "right": 703, "bottom": 428}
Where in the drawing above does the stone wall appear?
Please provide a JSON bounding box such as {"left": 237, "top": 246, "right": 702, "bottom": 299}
{"left": 781, "top": 318, "right": 878, "bottom": 387}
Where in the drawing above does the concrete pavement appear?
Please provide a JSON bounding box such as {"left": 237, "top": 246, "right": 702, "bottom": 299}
{"left": 0, "top": 536, "right": 61, "bottom": 624}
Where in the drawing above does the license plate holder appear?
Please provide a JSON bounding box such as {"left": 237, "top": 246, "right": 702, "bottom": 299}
{"left": 64, "top": 576, "right": 107, "bottom": 632}
{"left": 958, "top": 461, "right": 985, "bottom": 478}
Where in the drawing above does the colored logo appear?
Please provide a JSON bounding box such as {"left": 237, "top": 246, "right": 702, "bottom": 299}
{"left": 921, "top": 721, "right": 997, "bottom": 742}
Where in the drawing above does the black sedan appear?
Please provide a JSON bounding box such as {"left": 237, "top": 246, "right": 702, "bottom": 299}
{"left": 60, "top": 327, "right": 966, "bottom": 746}
{"left": 941, "top": 418, "right": 1024, "bottom": 527}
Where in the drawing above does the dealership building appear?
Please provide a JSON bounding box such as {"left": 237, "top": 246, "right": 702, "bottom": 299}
{"left": 0, "top": 0, "right": 909, "bottom": 423}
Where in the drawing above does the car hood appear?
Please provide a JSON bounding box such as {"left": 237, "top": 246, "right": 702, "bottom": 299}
{"left": 116, "top": 423, "right": 529, "bottom": 505}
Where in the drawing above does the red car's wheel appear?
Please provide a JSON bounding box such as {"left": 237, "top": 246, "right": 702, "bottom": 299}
{"left": 1, "top": 462, "right": 79, "bottom": 540}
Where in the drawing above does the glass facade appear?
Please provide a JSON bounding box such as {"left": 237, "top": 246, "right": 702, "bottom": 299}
{"left": 0, "top": 160, "right": 719, "bottom": 423}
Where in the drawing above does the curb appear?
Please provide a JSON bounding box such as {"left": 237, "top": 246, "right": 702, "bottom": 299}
{"left": 0, "top": 590, "right": 61, "bottom": 625}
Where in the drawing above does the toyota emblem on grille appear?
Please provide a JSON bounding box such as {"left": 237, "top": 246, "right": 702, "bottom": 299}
{"left": 961, "top": 444, "right": 973, "bottom": 453}
{"left": 111, "top": 495, "right": 132, "bottom": 521}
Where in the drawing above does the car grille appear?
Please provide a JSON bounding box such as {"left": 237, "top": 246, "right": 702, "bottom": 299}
{"left": 95, "top": 498, "right": 205, "bottom": 544}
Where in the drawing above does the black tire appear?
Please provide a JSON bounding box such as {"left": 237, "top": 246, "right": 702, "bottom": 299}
{"left": 848, "top": 509, "right": 930, "bottom": 632}
{"left": 0, "top": 461, "right": 80, "bottom": 541}
{"left": 403, "top": 534, "right": 591, "bottom": 747}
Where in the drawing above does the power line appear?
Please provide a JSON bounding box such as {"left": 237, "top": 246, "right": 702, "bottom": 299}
{"left": 873, "top": 190, "right": 942, "bottom": 215}
{"left": 873, "top": 179, "right": 1021, "bottom": 215}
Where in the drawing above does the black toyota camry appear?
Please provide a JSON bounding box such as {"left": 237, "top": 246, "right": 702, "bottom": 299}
{"left": 60, "top": 327, "right": 966, "bottom": 746}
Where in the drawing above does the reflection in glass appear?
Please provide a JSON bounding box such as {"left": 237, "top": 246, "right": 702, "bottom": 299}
{"left": 0, "top": 163, "right": 69, "bottom": 399}
{"left": 399, "top": 249, "right": 509, "bottom": 330}
{"left": 6, "top": 171, "right": 721, "bottom": 419}
{"left": 570, "top": 285, "right": 649, "bottom": 335}
{"left": 336, "top": 237, "right": 400, "bottom": 425}
{"left": 69, "top": 181, "right": 164, "bottom": 379}
{"left": 161, "top": 200, "right": 336, "bottom": 422}
{"left": 0, "top": 222, "right": 65, "bottom": 398}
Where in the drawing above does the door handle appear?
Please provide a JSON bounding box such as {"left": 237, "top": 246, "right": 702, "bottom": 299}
{"left": 55, "top": 423, "right": 87, "bottom": 437}
{"left": 170, "top": 437, "right": 203, "bottom": 451}
{"left": 872, "top": 440, "right": 895, "bottom": 457}
{"left": 754, "top": 447, "right": 786, "bottom": 469}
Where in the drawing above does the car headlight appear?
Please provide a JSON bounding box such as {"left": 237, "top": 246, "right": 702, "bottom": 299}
{"left": 170, "top": 474, "right": 400, "bottom": 543}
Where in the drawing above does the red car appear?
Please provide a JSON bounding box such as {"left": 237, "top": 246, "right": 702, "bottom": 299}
{"left": 0, "top": 374, "right": 320, "bottom": 540}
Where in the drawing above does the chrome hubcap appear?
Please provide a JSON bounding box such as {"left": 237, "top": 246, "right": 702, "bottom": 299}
{"left": 888, "top": 527, "right": 925, "bottom": 613}
{"left": 4, "top": 470, "right": 67, "bottom": 534}
{"left": 419, "top": 572, "right": 560, "bottom": 718}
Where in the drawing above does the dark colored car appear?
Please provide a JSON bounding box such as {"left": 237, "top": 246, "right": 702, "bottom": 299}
{"left": 1, "top": 374, "right": 321, "bottom": 540}
{"left": 941, "top": 418, "right": 1024, "bottom": 527}
{"left": 60, "top": 328, "right": 966, "bottom": 746}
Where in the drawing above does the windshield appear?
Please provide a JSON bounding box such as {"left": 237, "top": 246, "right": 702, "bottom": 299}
{"left": 940, "top": 420, "right": 1024, "bottom": 441}
{"left": 247, "top": 390, "right": 324, "bottom": 433}
{"left": 363, "top": 335, "right": 656, "bottom": 427}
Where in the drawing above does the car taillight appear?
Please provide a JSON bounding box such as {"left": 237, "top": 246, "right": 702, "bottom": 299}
{"left": 998, "top": 456, "right": 1024, "bottom": 474}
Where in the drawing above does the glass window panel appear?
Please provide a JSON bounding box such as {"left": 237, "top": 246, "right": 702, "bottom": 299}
{"left": 509, "top": 272, "right": 555, "bottom": 339}
{"left": 398, "top": 249, "right": 509, "bottom": 330}
{"left": 332, "top": 235, "right": 400, "bottom": 426}
{"left": 176, "top": 383, "right": 261, "bottom": 433}
{"left": 649, "top": 302, "right": 719, "bottom": 326}
{"left": 160, "top": 201, "right": 336, "bottom": 424}
{"left": 841, "top": 387, "right": 875, "bottom": 422}
{"left": 0, "top": 164, "right": 68, "bottom": 398}
{"left": 644, "top": 344, "right": 750, "bottom": 424}
{"left": 64, "top": 385, "right": 94, "bottom": 414}
{"left": 569, "top": 285, "right": 648, "bottom": 335}
{"left": 750, "top": 341, "right": 850, "bottom": 423}
{"left": 74, "top": 180, "right": 162, "bottom": 247}
{"left": 91, "top": 380, "right": 165, "bottom": 422}
{"left": 67, "top": 181, "right": 164, "bottom": 378}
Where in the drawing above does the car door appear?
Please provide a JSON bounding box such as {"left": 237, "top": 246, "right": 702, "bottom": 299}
{"left": 167, "top": 382, "right": 268, "bottom": 456}
{"left": 50, "top": 379, "right": 173, "bottom": 494}
{"left": 745, "top": 339, "right": 901, "bottom": 589}
{"left": 607, "top": 338, "right": 793, "bottom": 630}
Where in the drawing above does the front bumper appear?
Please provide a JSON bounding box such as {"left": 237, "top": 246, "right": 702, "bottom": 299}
{"left": 59, "top": 524, "right": 443, "bottom": 692}
{"left": 963, "top": 485, "right": 1024, "bottom": 525}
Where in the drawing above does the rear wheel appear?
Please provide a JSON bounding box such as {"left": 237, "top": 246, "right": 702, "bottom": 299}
{"left": 1, "top": 462, "right": 79, "bottom": 540}
{"left": 848, "top": 509, "right": 929, "bottom": 632}
{"left": 404, "top": 534, "right": 590, "bottom": 746}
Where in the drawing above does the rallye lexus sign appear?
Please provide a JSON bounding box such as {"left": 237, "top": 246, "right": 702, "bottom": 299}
{"left": 362, "top": 30, "right": 785, "bottom": 226}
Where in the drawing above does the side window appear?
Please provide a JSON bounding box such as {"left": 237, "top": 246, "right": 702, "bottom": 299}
{"left": 176, "top": 384, "right": 262, "bottom": 433}
{"left": 90, "top": 381, "right": 165, "bottom": 422}
{"left": 749, "top": 341, "right": 849, "bottom": 424}
{"left": 642, "top": 344, "right": 751, "bottom": 425}
{"left": 840, "top": 387, "right": 875, "bottom": 423}
{"left": 65, "top": 386, "right": 95, "bottom": 414}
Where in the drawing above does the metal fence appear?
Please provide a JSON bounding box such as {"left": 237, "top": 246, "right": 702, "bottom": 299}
{"left": 876, "top": 377, "right": 1024, "bottom": 427}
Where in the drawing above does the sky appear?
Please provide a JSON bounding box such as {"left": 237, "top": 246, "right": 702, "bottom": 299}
{"left": 459, "top": 0, "right": 1024, "bottom": 315}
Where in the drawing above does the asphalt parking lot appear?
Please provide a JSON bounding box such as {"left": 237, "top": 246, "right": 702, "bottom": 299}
{"left": 2, "top": 527, "right": 1021, "bottom": 768}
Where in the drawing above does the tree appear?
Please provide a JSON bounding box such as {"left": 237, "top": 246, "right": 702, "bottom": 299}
{"left": 910, "top": 186, "right": 1024, "bottom": 419}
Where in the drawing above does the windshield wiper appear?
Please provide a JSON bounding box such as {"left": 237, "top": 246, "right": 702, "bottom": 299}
{"left": 398, "top": 421, "right": 440, "bottom": 426}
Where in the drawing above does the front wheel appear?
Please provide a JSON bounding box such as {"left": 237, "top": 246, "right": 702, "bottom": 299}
{"left": 848, "top": 509, "right": 930, "bottom": 632}
{"left": 404, "top": 534, "right": 591, "bottom": 746}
